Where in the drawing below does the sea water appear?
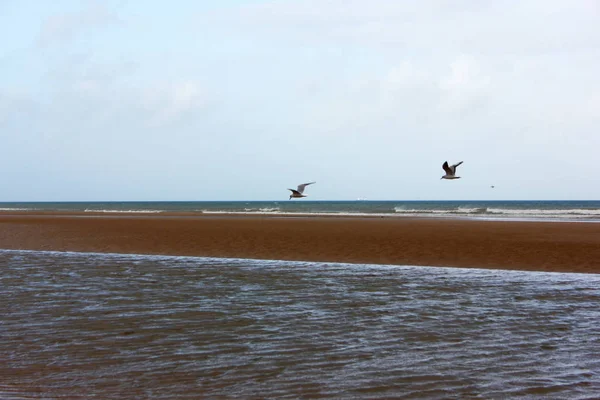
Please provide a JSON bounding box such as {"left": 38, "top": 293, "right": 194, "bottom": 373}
{"left": 1, "top": 200, "right": 600, "bottom": 221}
{"left": 1, "top": 250, "right": 598, "bottom": 399}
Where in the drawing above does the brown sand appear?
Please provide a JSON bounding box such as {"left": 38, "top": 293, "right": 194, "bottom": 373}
{"left": 0, "top": 212, "right": 599, "bottom": 273}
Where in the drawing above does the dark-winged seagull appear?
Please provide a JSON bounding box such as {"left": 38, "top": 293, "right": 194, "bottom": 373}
{"left": 288, "top": 182, "right": 315, "bottom": 199}
{"left": 441, "top": 161, "right": 463, "bottom": 180}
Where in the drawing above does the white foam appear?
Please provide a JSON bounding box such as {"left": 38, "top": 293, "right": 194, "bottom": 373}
{"left": 199, "top": 210, "right": 397, "bottom": 217}
{"left": 392, "top": 206, "right": 600, "bottom": 219}
{"left": 457, "top": 207, "right": 486, "bottom": 213}
{"left": 185, "top": 207, "right": 600, "bottom": 222}
{"left": 487, "top": 208, "right": 600, "bottom": 216}
{"left": 3, "top": 205, "right": 600, "bottom": 221}
{"left": 2, "top": 248, "right": 599, "bottom": 278}
{"left": 243, "top": 207, "right": 281, "bottom": 213}
{"left": 84, "top": 209, "right": 163, "bottom": 213}
{"left": 393, "top": 207, "right": 485, "bottom": 214}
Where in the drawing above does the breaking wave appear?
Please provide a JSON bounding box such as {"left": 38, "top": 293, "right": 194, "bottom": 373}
{"left": 1, "top": 201, "right": 600, "bottom": 221}
{"left": 394, "top": 206, "right": 600, "bottom": 220}
{"left": 84, "top": 209, "right": 164, "bottom": 214}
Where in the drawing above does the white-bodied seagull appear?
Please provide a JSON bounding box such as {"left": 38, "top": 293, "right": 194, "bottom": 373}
{"left": 288, "top": 182, "right": 315, "bottom": 199}
{"left": 441, "top": 161, "right": 463, "bottom": 180}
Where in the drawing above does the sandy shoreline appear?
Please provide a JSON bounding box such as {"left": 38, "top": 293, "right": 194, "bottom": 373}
{"left": 1, "top": 212, "right": 599, "bottom": 273}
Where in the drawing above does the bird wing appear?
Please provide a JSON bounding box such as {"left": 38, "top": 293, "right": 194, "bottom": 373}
{"left": 288, "top": 189, "right": 302, "bottom": 196}
{"left": 451, "top": 161, "right": 463, "bottom": 173}
{"left": 442, "top": 161, "right": 452, "bottom": 174}
{"left": 296, "top": 182, "right": 316, "bottom": 194}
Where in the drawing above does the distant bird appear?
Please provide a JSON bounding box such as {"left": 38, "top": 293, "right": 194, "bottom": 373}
{"left": 288, "top": 182, "right": 315, "bottom": 200}
{"left": 441, "top": 161, "right": 463, "bottom": 180}
{"left": 490, "top": 185, "right": 495, "bottom": 189}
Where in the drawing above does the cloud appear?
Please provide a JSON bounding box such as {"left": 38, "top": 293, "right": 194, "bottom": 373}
{"left": 58, "top": 77, "right": 210, "bottom": 134}
{"left": 0, "top": 87, "right": 40, "bottom": 130}
{"left": 297, "top": 54, "right": 494, "bottom": 138}
{"left": 2, "top": 0, "right": 599, "bottom": 200}
{"left": 438, "top": 56, "right": 491, "bottom": 114}
{"left": 143, "top": 81, "right": 209, "bottom": 127}
{"left": 192, "top": 0, "right": 599, "bottom": 131}
{"left": 584, "top": 93, "right": 600, "bottom": 120}
{"left": 386, "top": 61, "right": 428, "bottom": 87}
{"left": 4, "top": 56, "right": 211, "bottom": 154}
{"left": 199, "top": 0, "right": 600, "bottom": 55}
{"left": 38, "top": 1, "right": 120, "bottom": 46}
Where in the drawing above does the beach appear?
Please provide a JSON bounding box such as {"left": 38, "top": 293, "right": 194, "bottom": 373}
{"left": 1, "top": 212, "right": 599, "bottom": 273}
{"left": 3, "top": 213, "right": 600, "bottom": 398}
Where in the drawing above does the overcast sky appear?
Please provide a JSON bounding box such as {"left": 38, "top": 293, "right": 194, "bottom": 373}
{"left": 1, "top": 0, "right": 599, "bottom": 201}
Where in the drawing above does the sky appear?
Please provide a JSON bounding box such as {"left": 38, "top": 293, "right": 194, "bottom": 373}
{"left": 1, "top": 0, "right": 599, "bottom": 201}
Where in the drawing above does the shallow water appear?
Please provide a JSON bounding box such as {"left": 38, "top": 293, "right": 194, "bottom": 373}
{"left": 1, "top": 250, "right": 599, "bottom": 399}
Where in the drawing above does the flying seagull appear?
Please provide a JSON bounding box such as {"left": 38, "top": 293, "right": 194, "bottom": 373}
{"left": 288, "top": 182, "right": 315, "bottom": 199}
{"left": 441, "top": 161, "right": 463, "bottom": 180}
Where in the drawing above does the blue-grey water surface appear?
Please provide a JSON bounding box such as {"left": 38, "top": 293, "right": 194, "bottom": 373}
{"left": 2, "top": 200, "right": 600, "bottom": 221}
{"left": 1, "top": 250, "right": 599, "bottom": 399}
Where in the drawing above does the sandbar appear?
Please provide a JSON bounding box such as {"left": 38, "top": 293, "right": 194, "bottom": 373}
{"left": 0, "top": 212, "right": 599, "bottom": 273}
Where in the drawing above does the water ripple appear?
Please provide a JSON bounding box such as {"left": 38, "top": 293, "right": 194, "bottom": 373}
{"left": 1, "top": 250, "right": 599, "bottom": 399}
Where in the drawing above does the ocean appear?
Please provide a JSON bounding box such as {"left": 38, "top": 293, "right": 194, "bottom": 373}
{"left": 1, "top": 250, "right": 599, "bottom": 399}
{"left": 1, "top": 200, "right": 600, "bottom": 221}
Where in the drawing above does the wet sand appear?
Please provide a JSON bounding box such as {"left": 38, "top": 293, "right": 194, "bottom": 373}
{"left": 0, "top": 212, "right": 599, "bottom": 273}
